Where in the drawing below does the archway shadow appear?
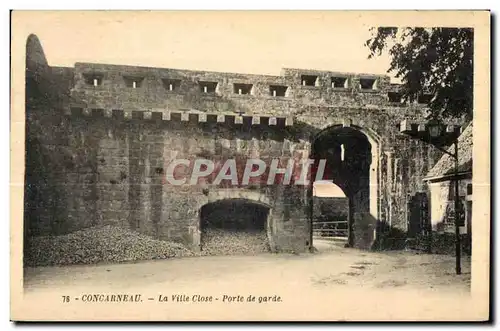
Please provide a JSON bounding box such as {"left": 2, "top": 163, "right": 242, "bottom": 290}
{"left": 372, "top": 220, "right": 408, "bottom": 251}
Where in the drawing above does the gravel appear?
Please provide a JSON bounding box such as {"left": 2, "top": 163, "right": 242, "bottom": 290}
{"left": 200, "top": 228, "right": 270, "bottom": 256}
{"left": 24, "top": 225, "right": 194, "bottom": 267}
{"left": 24, "top": 226, "right": 274, "bottom": 267}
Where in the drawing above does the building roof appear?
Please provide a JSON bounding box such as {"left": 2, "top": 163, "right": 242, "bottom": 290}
{"left": 424, "top": 123, "right": 473, "bottom": 181}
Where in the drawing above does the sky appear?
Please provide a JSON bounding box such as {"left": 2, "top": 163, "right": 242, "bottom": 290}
{"left": 21, "top": 11, "right": 395, "bottom": 79}
{"left": 313, "top": 181, "right": 346, "bottom": 198}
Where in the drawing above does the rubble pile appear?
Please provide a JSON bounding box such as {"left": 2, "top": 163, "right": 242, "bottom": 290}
{"left": 200, "top": 228, "right": 270, "bottom": 256}
{"left": 24, "top": 225, "right": 194, "bottom": 267}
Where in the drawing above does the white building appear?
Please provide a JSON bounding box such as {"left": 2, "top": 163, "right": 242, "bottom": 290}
{"left": 423, "top": 123, "right": 472, "bottom": 254}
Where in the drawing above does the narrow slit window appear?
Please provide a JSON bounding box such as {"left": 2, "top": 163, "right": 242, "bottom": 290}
{"left": 199, "top": 81, "right": 218, "bottom": 94}
{"left": 83, "top": 73, "right": 103, "bottom": 87}
{"left": 340, "top": 144, "right": 345, "bottom": 161}
{"left": 124, "top": 76, "right": 144, "bottom": 89}
{"left": 331, "top": 77, "right": 348, "bottom": 88}
{"left": 162, "top": 79, "right": 181, "bottom": 91}
{"left": 359, "top": 78, "right": 377, "bottom": 90}
{"left": 269, "top": 85, "right": 288, "bottom": 97}
{"left": 301, "top": 75, "right": 318, "bottom": 87}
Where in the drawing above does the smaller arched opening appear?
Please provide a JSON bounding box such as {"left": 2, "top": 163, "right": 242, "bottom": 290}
{"left": 312, "top": 181, "right": 350, "bottom": 243}
{"left": 199, "top": 198, "right": 271, "bottom": 255}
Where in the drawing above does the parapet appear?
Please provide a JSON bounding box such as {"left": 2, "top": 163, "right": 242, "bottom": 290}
{"left": 64, "top": 107, "right": 293, "bottom": 128}
{"left": 67, "top": 62, "right": 433, "bottom": 118}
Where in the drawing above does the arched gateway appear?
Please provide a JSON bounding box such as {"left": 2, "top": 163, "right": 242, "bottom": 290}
{"left": 309, "top": 124, "right": 381, "bottom": 249}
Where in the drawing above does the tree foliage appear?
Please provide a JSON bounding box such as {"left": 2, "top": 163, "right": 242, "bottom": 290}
{"left": 366, "top": 27, "right": 473, "bottom": 120}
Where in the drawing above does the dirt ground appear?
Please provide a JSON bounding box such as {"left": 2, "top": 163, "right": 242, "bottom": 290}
{"left": 21, "top": 239, "right": 474, "bottom": 321}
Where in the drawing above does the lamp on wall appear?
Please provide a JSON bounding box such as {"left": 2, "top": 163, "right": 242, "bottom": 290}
{"left": 427, "top": 120, "right": 443, "bottom": 138}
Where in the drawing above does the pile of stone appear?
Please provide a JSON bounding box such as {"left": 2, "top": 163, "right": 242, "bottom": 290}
{"left": 200, "top": 228, "right": 270, "bottom": 256}
{"left": 24, "top": 225, "right": 194, "bottom": 267}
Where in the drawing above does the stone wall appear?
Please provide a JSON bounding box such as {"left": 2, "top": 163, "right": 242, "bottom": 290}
{"left": 25, "top": 33, "right": 445, "bottom": 253}
{"left": 27, "top": 108, "right": 311, "bottom": 252}
{"left": 24, "top": 34, "right": 74, "bottom": 238}
{"left": 70, "top": 62, "right": 428, "bottom": 116}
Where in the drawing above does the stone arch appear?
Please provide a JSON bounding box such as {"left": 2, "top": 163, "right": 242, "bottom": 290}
{"left": 309, "top": 123, "right": 381, "bottom": 249}
{"left": 318, "top": 119, "right": 384, "bottom": 145}
{"left": 200, "top": 188, "right": 272, "bottom": 208}
{"left": 197, "top": 189, "right": 274, "bottom": 255}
